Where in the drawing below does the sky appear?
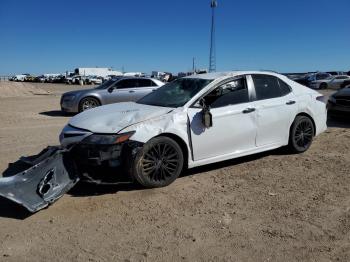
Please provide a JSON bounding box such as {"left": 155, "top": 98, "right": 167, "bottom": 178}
{"left": 0, "top": 0, "right": 349, "bottom": 75}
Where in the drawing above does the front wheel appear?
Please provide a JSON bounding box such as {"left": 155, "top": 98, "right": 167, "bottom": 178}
{"left": 320, "top": 83, "right": 327, "bottom": 89}
{"left": 78, "top": 97, "right": 101, "bottom": 112}
{"left": 288, "top": 116, "right": 315, "bottom": 153}
{"left": 131, "top": 136, "right": 184, "bottom": 188}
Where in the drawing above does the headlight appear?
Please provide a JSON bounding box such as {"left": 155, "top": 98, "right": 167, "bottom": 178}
{"left": 82, "top": 131, "right": 135, "bottom": 145}
{"left": 63, "top": 94, "right": 76, "bottom": 101}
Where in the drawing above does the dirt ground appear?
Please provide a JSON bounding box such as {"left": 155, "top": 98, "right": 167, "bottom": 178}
{"left": 0, "top": 82, "right": 349, "bottom": 262}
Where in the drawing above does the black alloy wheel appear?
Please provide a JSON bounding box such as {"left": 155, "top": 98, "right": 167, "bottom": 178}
{"left": 288, "top": 116, "right": 314, "bottom": 153}
{"left": 131, "top": 136, "right": 184, "bottom": 188}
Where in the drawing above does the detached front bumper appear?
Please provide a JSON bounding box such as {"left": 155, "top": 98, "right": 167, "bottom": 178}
{"left": 0, "top": 147, "right": 79, "bottom": 213}
{"left": 0, "top": 140, "right": 143, "bottom": 213}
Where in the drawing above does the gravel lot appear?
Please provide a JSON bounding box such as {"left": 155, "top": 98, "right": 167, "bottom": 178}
{"left": 0, "top": 82, "right": 349, "bottom": 262}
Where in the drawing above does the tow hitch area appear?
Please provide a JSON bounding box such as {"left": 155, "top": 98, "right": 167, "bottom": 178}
{"left": 0, "top": 147, "right": 79, "bottom": 213}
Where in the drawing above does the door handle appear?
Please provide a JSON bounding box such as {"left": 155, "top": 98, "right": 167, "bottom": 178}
{"left": 129, "top": 90, "right": 135, "bottom": 93}
{"left": 286, "top": 100, "right": 296, "bottom": 105}
{"left": 242, "top": 108, "right": 256, "bottom": 114}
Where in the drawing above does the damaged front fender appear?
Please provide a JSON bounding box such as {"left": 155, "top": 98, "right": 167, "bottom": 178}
{"left": 0, "top": 147, "right": 79, "bottom": 213}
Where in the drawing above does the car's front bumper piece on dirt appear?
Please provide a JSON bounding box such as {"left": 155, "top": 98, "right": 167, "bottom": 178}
{"left": 0, "top": 147, "right": 79, "bottom": 213}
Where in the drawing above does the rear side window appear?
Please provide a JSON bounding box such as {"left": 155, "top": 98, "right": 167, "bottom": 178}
{"left": 277, "top": 79, "right": 292, "bottom": 96}
{"left": 117, "top": 79, "right": 138, "bottom": 89}
{"left": 252, "top": 75, "right": 284, "bottom": 100}
{"left": 316, "top": 74, "right": 330, "bottom": 80}
{"left": 138, "top": 79, "right": 153, "bottom": 87}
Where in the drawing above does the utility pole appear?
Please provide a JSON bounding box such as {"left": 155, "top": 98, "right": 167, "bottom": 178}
{"left": 192, "top": 57, "right": 196, "bottom": 74}
{"left": 209, "top": 0, "right": 217, "bottom": 73}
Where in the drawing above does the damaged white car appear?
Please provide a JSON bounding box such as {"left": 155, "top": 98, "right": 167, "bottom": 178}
{"left": 0, "top": 71, "right": 327, "bottom": 212}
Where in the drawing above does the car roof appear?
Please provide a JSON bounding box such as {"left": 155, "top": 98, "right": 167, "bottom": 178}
{"left": 183, "top": 71, "right": 283, "bottom": 80}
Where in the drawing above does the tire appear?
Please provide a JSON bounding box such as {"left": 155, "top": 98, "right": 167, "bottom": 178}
{"left": 78, "top": 97, "right": 101, "bottom": 112}
{"left": 320, "top": 83, "right": 327, "bottom": 89}
{"left": 288, "top": 116, "right": 315, "bottom": 153}
{"left": 130, "top": 136, "right": 184, "bottom": 188}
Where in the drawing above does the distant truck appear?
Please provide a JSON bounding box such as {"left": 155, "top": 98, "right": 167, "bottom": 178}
{"left": 74, "top": 68, "right": 122, "bottom": 78}
{"left": 10, "top": 74, "right": 27, "bottom": 81}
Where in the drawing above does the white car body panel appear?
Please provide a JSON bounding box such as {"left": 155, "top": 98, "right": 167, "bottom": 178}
{"left": 187, "top": 103, "right": 256, "bottom": 160}
{"left": 61, "top": 71, "right": 327, "bottom": 169}
{"left": 253, "top": 94, "right": 298, "bottom": 146}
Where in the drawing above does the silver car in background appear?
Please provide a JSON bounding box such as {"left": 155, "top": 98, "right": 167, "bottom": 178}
{"left": 61, "top": 77, "right": 164, "bottom": 113}
{"left": 310, "top": 75, "right": 350, "bottom": 90}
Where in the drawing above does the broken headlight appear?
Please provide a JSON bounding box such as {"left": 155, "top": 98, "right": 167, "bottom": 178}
{"left": 82, "top": 131, "right": 135, "bottom": 145}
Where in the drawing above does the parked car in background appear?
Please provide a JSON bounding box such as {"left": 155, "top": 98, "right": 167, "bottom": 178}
{"left": 85, "top": 76, "right": 103, "bottom": 85}
{"left": 327, "top": 71, "right": 346, "bottom": 76}
{"left": 294, "top": 72, "right": 332, "bottom": 87}
{"left": 310, "top": 75, "right": 350, "bottom": 90}
{"left": 61, "top": 77, "right": 164, "bottom": 113}
{"left": 340, "top": 79, "right": 350, "bottom": 89}
{"left": 65, "top": 75, "right": 87, "bottom": 85}
{"left": 11, "top": 74, "right": 27, "bottom": 81}
{"left": 24, "top": 74, "right": 36, "bottom": 82}
{"left": 328, "top": 86, "right": 350, "bottom": 118}
{"left": 59, "top": 71, "right": 327, "bottom": 189}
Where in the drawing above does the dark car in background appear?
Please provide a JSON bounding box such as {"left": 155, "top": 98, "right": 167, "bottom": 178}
{"left": 328, "top": 86, "right": 350, "bottom": 118}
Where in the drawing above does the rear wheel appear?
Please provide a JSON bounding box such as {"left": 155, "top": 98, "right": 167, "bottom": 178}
{"left": 131, "top": 136, "right": 184, "bottom": 188}
{"left": 78, "top": 97, "right": 100, "bottom": 112}
{"left": 288, "top": 116, "right": 314, "bottom": 153}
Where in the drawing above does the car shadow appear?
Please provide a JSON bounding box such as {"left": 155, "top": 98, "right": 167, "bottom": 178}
{"left": 39, "top": 111, "right": 74, "bottom": 117}
{"left": 0, "top": 197, "right": 32, "bottom": 220}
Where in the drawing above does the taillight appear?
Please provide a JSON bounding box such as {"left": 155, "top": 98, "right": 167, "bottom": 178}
{"left": 316, "top": 95, "right": 327, "bottom": 104}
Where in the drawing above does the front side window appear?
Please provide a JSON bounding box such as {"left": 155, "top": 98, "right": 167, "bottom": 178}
{"left": 138, "top": 79, "right": 153, "bottom": 87}
{"left": 202, "top": 78, "right": 249, "bottom": 108}
{"left": 137, "top": 78, "right": 212, "bottom": 108}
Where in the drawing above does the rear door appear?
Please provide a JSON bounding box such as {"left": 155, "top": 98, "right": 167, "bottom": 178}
{"left": 134, "top": 79, "right": 157, "bottom": 99}
{"left": 250, "top": 74, "right": 298, "bottom": 147}
{"left": 105, "top": 79, "right": 141, "bottom": 104}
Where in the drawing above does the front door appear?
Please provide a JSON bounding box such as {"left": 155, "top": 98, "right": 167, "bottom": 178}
{"left": 187, "top": 77, "right": 257, "bottom": 161}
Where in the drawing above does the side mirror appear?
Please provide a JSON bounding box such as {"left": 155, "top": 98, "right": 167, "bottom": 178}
{"left": 107, "top": 87, "right": 114, "bottom": 93}
{"left": 201, "top": 99, "right": 213, "bottom": 128}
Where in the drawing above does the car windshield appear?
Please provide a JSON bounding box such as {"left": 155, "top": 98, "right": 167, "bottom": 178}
{"left": 95, "top": 78, "right": 119, "bottom": 89}
{"left": 137, "top": 78, "right": 213, "bottom": 108}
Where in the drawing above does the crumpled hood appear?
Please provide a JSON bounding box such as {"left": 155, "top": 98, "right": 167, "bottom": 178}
{"left": 69, "top": 102, "right": 172, "bottom": 133}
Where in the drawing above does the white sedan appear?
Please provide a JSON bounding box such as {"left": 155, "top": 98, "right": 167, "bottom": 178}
{"left": 310, "top": 75, "right": 350, "bottom": 90}
{"left": 60, "top": 71, "right": 327, "bottom": 188}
